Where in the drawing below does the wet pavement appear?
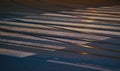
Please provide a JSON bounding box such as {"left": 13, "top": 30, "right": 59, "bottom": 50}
{"left": 0, "top": 0, "right": 120, "bottom": 71}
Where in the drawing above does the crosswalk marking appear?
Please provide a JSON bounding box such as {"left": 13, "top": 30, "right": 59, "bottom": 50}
{"left": 0, "top": 26, "right": 89, "bottom": 44}
{"left": 26, "top": 14, "right": 120, "bottom": 26}
{"left": 0, "top": 5, "right": 120, "bottom": 62}
{"left": 9, "top": 12, "right": 37, "bottom": 15}
{"left": 0, "top": 41, "right": 55, "bottom": 51}
{"left": 87, "top": 8, "right": 120, "bottom": 11}
{"left": 0, "top": 39, "right": 66, "bottom": 50}
{"left": 14, "top": 18, "right": 120, "bottom": 30}
{"left": 17, "top": 17, "right": 120, "bottom": 31}
{"left": 0, "top": 48, "right": 36, "bottom": 58}
{"left": 0, "top": 20, "right": 56, "bottom": 29}
{"left": 54, "top": 26, "right": 120, "bottom": 36}
{"left": 0, "top": 25, "right": 109, "bottom": 40}
{"left": 13, "top": 18, "right": 120, "bottom": 36}
{"left": 74, "top": 9, "right": 120, "bottom": 14}
{"left": 42, "top": 13, "right": 76, "bottom": 17}
{"left": 47, "top": 60, "right": 113, "bottom": 71}
{"left": 61, "top": 11, "right": 120, "bottom": 18}
{"left": 0, "top": 31, "right": 61, "bottom": 43}
{"left": 80, "top": 16, "right": 120, "bottom": 21}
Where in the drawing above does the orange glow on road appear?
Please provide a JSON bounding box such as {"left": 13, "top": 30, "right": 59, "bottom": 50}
{"left": 81, "top": 52, "right": 88, "bottom": 55}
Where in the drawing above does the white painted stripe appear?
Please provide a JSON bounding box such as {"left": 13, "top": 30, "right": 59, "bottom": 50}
{"left": 0, "top": 21, "right": 54, "bottom": 29}
{"left": 0, "top": 48, "right": 36, "bottom": 58}
{"left": 9, "top": 12, "right": 36, "bottom": 15}
{"left": 25, "top": 15, "right": 120, "bottom": 24}
{"left": 55, "top": 26, "right": 120, "bottom": 36}
{"left": 15, "top": 18, "right": 120, "bottom": 31}
{"left": 94, "top": 10, "right": 120, "bottom": 14}
{"left": 99, "top": 7, "right": 120, "bottom": 9}
{"left": 41, "top": 13, "right": 76, "bottom": 17}
{"left": 88, "top": 8, "right": 120, "bottom": 11}
{"left": 13, "top": 19, "right": 120, "bottom": 35}
{"left": 89, "top": 10, "right": 120, "bottom": 14}
{"left": 47, "top": 60, "right": 113, "bottom": 71}
{"left": 99, "top": 7, "right": 120, "bottom": 11}
{"left": 73, "top": 9, "right": 86, "bottom": 12}
{"left": 24, "top": 16, "right": 120, "bottom": 26}
{"left": 43, "top": 37, "right": 89, "bottom": 45}
{"left": 0, "top": 40, "right": 55, "bottom": 51}
{"left": 25, "top": 15, "right": 82, "bottom": 22}
{"left": 0, "top": 27, "right": 88, "bottom": 44}
{"left": 74, "top": 9, "right": 120, "bottom": 14}
{"left": 80, "top": 16, "right": 120, "bottom": 21}
{"left": 0, "top": 25, "right": 109, "bottom": 40}
{"left": 2, "top": 19, "right": 120, "bottom": 31}
{"left": 100, "top": 7, "right": 115, "bottom": 8}
{"left": 87, "top": 8, "right": 120, "bottom": 11}
{"left": 61, "top": 11, "right": 120, "bottom": 18}
{"left": 0, "top": 39, "right": 66, "bottom": 50}
{"left": 0, "top": 31, "right": 60, "bottom": 43}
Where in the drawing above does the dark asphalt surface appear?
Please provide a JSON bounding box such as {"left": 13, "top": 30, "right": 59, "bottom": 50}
{"left": 0, "top": 0, "right": 120, "bottom": 71}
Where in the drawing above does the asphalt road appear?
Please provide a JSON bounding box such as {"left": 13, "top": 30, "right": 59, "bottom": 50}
{"left": 0, "top": 0, "right": 120, "bottom": 71}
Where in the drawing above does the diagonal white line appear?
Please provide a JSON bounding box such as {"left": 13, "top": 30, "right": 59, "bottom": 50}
{"left": 0, "top": 25, "right": 109, "bottom": 40}
{"left": 41, "top": 13, "right": 76, "bottom": 17}
{"left": 21, "top": 16, "right": 120, "bottom": 30}
{"left": 14, "top": 18, "right": 120, "bottom": 30}
{"left": 55, "top": 26, "right": 120, "bottom": 36}
{"left": 13, "top": 18, "right": 120, "bottom": 36}
{"left": 80, "top": 16, "right": 120, "bottom": 21}
{"left": 61, "top": 11, "right": 120, "bottom": 18}
{"left": 87, "top": 8, "right": 120, "bottom": 11}
{"left": 0, "top": 21, "right": 54, "bottom": 29}
{"left": 0, "top": 39, "right": 66, "bottom": 50}
{"left": 74, "top": 9, "right": 120, "bottom": 14}
{"left": 0, "top": 48, "right": 36, "bottom": 58}
{"left": 0, "top": 31, "right": 60, "bottom": 43}
{"left": 47, "top": 60, "right": 113, "bottom": 71}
